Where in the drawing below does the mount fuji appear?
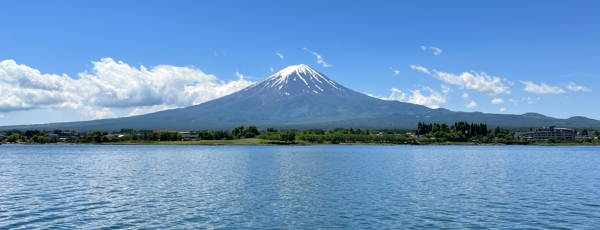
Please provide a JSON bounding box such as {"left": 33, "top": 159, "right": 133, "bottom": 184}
{"left": 3, "top": 64, "right": 600, "bottom": 131}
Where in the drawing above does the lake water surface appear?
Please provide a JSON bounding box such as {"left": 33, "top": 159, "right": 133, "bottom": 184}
{"left": 1, "top": 145, "right": 599, "bottom": 229}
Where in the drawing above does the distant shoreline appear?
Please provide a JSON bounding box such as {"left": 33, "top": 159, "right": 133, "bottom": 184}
{"left": 3, "top": 139, "right": 599, "bottom": 147}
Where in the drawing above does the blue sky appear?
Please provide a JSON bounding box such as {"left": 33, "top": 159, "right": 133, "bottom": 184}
{"left": 1, "top": 1, "right": 599, "bottom": 126}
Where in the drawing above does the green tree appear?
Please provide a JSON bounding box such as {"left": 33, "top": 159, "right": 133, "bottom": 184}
{"left": 232, "top": 125, "right": 246, "bottom": 138}
{"left": 279, "top": 131, "right": 296, "bottom": 142}
{"left": 86, "top": 131, "right": 108, "bottom": 143}
{"left": 53, "top": 129, "right": 64, "bottom": 136}
{"left": 582, "top": 129, "right": 588, "bottom": 135}
{"left": 24, "top": 130, "right": 40, "bottom": 138}
{"left": 33, "top": 135, "right": 49, "bottom": 144}
{"left": 245, "top": 125, "right": 260, "bottom": 138}
{"left": 7, "top": 133, "right": 20, "bottom": 143}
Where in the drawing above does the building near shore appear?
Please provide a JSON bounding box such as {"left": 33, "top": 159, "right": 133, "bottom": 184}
{"left": 523, "top": 126, "right": 575, "bottom": 142}
{"left": 179, "top": 131, "right": 199, "bottom": 140}
{"left": 48, "top": 134, "right": 59, "bottom": 142}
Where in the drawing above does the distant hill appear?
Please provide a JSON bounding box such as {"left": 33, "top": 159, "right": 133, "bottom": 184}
{"left": 2, "top": 64, "right": 600, "bottom": 132}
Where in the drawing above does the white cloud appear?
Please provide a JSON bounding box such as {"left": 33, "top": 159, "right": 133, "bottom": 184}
{"left": 80, "top": 106, "right": 116, "bottom": 119}
{"left": 410, "top": 65, "right": 511, "bottom": 96}
{"left": 420, "top": 45, "right": 443, "bottom": 55}
{"left": 388, "top": 88, "right": 407, "bottom": 101}
{"left": 500, "top": 108, "right": 506, "bottom": 112}
{"left": 387, "top": 86, "right": 449, "bottom": 109}
{"left": 407, "top": 87, "right": 447, "bottom": 109}
{"left": 0, "top": 58, "right": 255, "bottom": 119}
{"left": 431, "top": 69, "right": 510, "bottom": 95}
{"left": 503, "top": 78, "right": 515, "bottom": 86}
{"left": 461, "top": 93, "right": 477, "bottom": 108}
{"left": 128, "top": 107, "right": 143, "bottom": 117}
{"left": 366, "top": 93, "right": 388, "bottom": 100}
{"left": 520, "top": 81, "right": 566, "bottom": 94}
{"left": 491, "top": 98, "right": 505, "bottom": 105}
{"left": 521, "top": 97, "right": 536, "bottom": 104}
{"left": 303, "top": 48, "right": 332, "bottom": 67}
{"left": 127, "top": 104, "right": 177, "bottom": 117}
{"left": 566, "top": 82, "right": 591, "bottom": 92}
{"left": 466, "top": 101, "right": 477, "bottom": 108}
{"left": 429, "top": 46, "right": 443, "bottom": 55}
{"left": 409, "top": 65, "right": 430, "bottom": 74}
{"left": 441, "top": 85, "right": 453, "bottom": 94}
{"left": 390, "top": 68, "right": 401, "bottom": 76}
{"left": 276, "top": 51, "right": 284, "bottom": 59}
{"left": 270, "top": 67, "right": 274, "bottom": 72}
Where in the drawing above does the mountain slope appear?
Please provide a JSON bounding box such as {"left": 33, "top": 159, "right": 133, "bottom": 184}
{"left": 2, "top": 64, "right": 600, "bottom": 131}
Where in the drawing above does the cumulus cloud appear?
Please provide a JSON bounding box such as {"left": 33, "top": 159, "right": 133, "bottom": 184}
{"left": 500, "top": 108, "right": 506, "bottom": 112}
{"left": 566, "top": 82, "right": 591, "bottom": 92}
{"left": 303, "top": 48, "right": 332, "bottom": 67}
{"left": 409, "top": 65, "right": 430, "bottom": 74}
{"left": 270, "top": 67, "right": 274, "bottom": 72}
{"left": 406, "top": 87, "right": 447, "bottom": 109}
{"left": 431, "top": 70, "right": 510, "bottom": 95}
{"left": 466, "top": 101, "right": 477, "bottom": 108}
{"left": 491, "top": 98, "right": 505, "bottom": 105}
{"left": 420, "top": 45, "right": 427, "bottom": 51}
{"left": 0, "top": 58, "right": 255, "bottom": 118}
{"left": 388, "top": 88, "right": 407, "bottom": 101}
{"left": 276, "top": 51, "right": 284, "bottom": 59}
{"left": 410, "top": 65, "right": 511, "bottom": 95}
{"left": 386, "top": 85, "right": 449, "bottom": 109}
{"left": 520, "top": 81, "right": 566, "bottom": 94}
{"left": 461, "top": 93, "right": 477, "bottom": 108}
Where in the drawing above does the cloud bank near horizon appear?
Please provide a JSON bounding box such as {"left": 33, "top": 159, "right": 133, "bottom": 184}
{"left": 0, "top": 58, "right": 254, "bottom": 119}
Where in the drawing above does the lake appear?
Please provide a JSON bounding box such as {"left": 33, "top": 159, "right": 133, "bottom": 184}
{"left": 1, "top": 145, "right": 599, "bottom": 229}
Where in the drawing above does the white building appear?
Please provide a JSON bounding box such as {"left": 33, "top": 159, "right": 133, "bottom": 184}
{"left": 524, "top": 126, "right": 575, "bottom": 142}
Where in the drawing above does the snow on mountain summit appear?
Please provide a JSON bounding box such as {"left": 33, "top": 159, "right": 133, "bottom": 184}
{"left": 253, "top": 64, "right": 351, "bottom": 96}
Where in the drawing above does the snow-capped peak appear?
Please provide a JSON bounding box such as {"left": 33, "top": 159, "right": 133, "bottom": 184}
{"left": 257, "top": 64, "right": 346, "bottom": 96}
{"left": 275, "top": 64, "right": 314, "bottom": 78}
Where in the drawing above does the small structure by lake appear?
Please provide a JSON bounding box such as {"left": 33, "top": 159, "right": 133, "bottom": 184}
{"left": 524, "top": 126, "right": 575, "bottom": 142}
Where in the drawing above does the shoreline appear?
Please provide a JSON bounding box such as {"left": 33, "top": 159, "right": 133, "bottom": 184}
{"left": 3, "top": 139, "right": 600, "bottom": 147}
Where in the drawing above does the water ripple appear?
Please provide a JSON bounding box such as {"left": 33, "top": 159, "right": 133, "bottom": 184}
{"left": 0, "top": 145, "right": 599, "bottom": 229}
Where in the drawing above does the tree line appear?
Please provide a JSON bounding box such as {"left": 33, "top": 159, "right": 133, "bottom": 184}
{"left": 2, "top": 122, "right": 599, "bottom": 144}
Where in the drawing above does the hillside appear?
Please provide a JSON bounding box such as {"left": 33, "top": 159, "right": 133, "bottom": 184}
{"left": 2, "top": 65, "right": 599, "bottom": 131}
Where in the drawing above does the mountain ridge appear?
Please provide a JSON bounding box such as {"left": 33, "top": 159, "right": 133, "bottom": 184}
{"left": 2, "top": 64, "right": 600, "bottom": 131}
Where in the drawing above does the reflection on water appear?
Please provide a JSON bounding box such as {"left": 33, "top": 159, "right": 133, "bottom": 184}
{"left": 0, "top": 145, "right": 599, "bottom": 228}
